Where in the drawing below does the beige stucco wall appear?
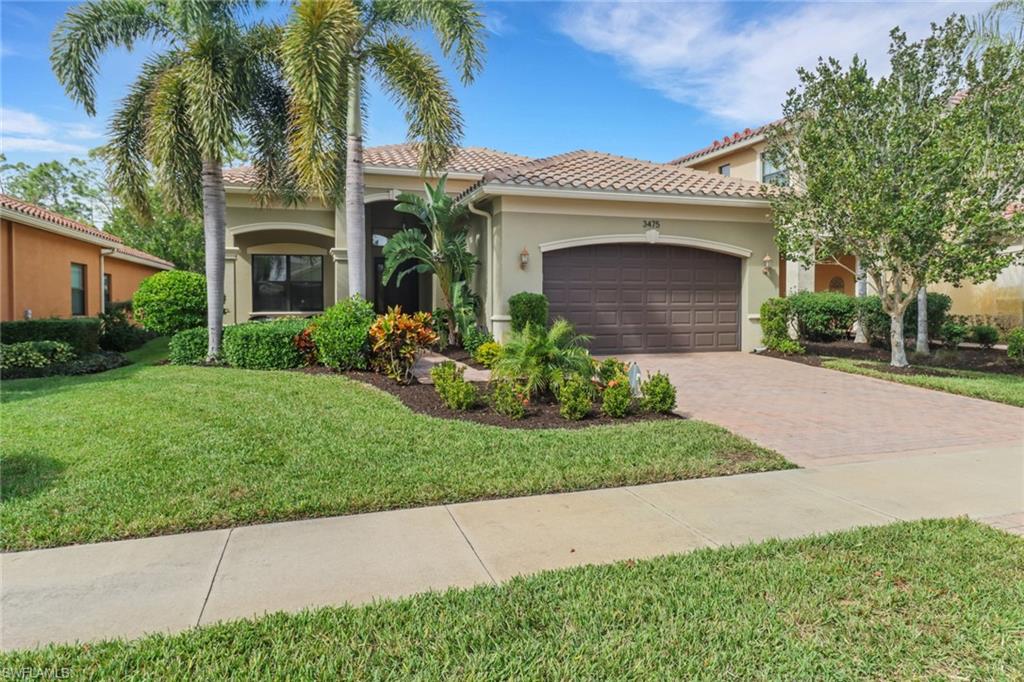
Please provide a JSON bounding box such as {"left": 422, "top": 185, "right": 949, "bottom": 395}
{"left": 688, "top": 141, "right": 767, "bottom": 182}
{"left": 931, "top": 254, "right": 1024, "bottom": 329}
{"left": 484, "top": 194, "right": 777, "bottom": 351}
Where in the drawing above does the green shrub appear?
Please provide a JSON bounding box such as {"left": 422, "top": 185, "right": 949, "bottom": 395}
{"left": 132, "top": 270, "right": 207, "bottom": 336}
{"left": 461, "top": 326, "right": 493, "bottom": 355}
{"left": 0, "top": 317, "right": 100, "bottom": 353}
{"left": 312, "top": 297, "right": 376, "bottom": 370}
{"left": 490, "top": 379, "right": 527, "bottom": 419}
{"left": 222, "top": 319, "right": 308, "bottom": 370}
{"left": 492, "top": 319, "right": 592, "bottom": 398}
{"left": 640, "top": 372, "right": 677, "bottom": 414}
{"left": 788, "top": 291, "right": 857, "bottom": 342}
{"left": 430, "top": 361, "right": 478, "bottom": 411}
{"left": 169, "top": 327, "right": 209, "bottom": 365}
{"left": 508, "top": 292, "right": 549, "bottom": 332}
{"left": 474, "top": 340, "right": 503, "bottom": 368}
{"left": 759, "top": 297, "right": 797, "bottom": 351}
{"left": 904, "top": 292, "right": 952, "bottom": 339}
{"left": 857, "top": 293, "right": 952, "bottom": 347}
{"left": 1007, "top": 327, "right": 1024, "bottom": 365}
{"left": 61, "top": 351, "right": 130, "bottom": 376}
{"left": 1, "top": 341, "right": 76, "bottom": 370}
{"left": 970, "top": 324, "right": 1000, "bottom": 349}
{"left": 771, "top": 338, "right": 805, "bottom": 355}
{"left": 601, "top": 375, "right": 633, "bottom": 418}
{"left": 940, "top": 320, "right": 968, "bottom": 349}
{"left": 99, "top": 302, "right": 152, "bottom": 352}
{"left": 558, "top": 374, "right": 592, "bottom": 421}
{"left": 594, "top": 358, "right": 629, "bottom": 389}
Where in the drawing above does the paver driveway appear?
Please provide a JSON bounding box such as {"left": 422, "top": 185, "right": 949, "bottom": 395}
{"left": 621, "top": 352, "right": 1024, "bottom": 466}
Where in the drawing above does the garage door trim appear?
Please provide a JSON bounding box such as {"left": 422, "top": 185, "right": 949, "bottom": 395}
{"left": 539, "top": 234, "right": 753, "bottom": 259}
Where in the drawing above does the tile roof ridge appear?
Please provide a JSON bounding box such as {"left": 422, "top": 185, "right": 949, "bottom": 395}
{"left": 482, "top": 150, "right": 589, "bottom": 181}
{"left": 0, "top": 193, "right": 122, "bottom": 243}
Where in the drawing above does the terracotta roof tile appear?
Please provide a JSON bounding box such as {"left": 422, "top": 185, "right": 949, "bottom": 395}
{"left": 223, "top": 144, "right": 531, "bottom": 185}
{"left": 669, "top": 119, "right": 784, "bottom": 166}
{"left": 0, "top": 193, "right": 121, "bottom": 243}
{"left": 463, "top": 150, "right": 769, "bottom": 201}
{"left": 0, "top": 193, "right": 172, "bottom": 268}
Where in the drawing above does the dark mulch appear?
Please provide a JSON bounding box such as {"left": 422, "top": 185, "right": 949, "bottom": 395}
{"left": 301, "top": 366, "right": 681, "bottom": 430}
{"left": 762, "top": 339, "right": 1023, "bottom": 376}
{"left": 436, "top": 346, "right": 487, "bottom": 370}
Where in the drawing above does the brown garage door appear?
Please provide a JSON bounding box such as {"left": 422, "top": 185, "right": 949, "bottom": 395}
{"left": 543, "top": 243, "right": 740, "bottom": 353}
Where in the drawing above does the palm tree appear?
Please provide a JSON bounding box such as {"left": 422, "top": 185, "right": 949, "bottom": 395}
{"left": 381, "top": 174, "right": 477, "bottom": 339}
{"left": 51, "top": 0, "right": 296, "bottom": 359}
{"left": 970, "top": 0, "right": 1024, "bottom": 50}
{"left": 280, "top": 0, "right": 485, "bottom": 299}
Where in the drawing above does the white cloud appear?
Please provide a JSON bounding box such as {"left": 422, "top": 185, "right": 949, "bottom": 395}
{"left": 558, "top": 1, "right": 990, "bottom": 124}
{"left": 1, "top": 108, "right": 51, "bottom": 136}
{"left": 1, "top": 137, "right": 88, "bottom": 154}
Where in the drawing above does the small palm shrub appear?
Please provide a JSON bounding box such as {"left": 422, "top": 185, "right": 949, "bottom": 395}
{"left": 940, "top": 320, "right": 968, "bottom": 350}
{"left": 222, "top": 319, "right": 307, "bottom": 370}
{"left": 474, "top": 340, "right": 503, "bottom": 368}
{"left": 369, "top": 307, "right": 439, "bottom": 384}
{"left": 508, "top": 292, "right": 549, "bottom": 332}
{"left": 169, "top": 327, "right": 208, "bottom": 365}
{"left": 132, "top": 270, "right": 207, "bottom": 335}
{"left": 312, "top": 296, "right": 376, "bottom": 370}
{"left": 1007, "top": 327, "right": 1024, "bottom": 365}
{"left": 493, "top": 319, "right": 592, "bottom": 398}
{"left": 558, "top": 374, "right": 592, "bottom": 421}
{"left": 430, "top": 361, "right": 478, "bottom": 411}
{"left": 640, "top": 372, "right": 677, "bottom": 414}
{"left": 490, "top": 379, "right": 527, "bottom": 420}
{"left": 970, "top": 324, "right": 1000, "bottom": 349}
{"left": 601, "top": 374, "right": 633, "bottom": 418}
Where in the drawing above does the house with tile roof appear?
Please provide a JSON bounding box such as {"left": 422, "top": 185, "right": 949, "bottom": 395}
{"left": 222, "top": 143, "right": 780, "bottom": 352}
{"left": 0, "top": 194, "right": 173, "bottom": 321}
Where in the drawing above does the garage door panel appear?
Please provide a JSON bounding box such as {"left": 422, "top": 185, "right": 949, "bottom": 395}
{"left": 543, "top": 243, "right": 740, "bottom": 353}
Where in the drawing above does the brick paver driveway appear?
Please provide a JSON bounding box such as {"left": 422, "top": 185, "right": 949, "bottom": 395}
{"left": 621, "top": 352, "right": 1023, "bottom": 467}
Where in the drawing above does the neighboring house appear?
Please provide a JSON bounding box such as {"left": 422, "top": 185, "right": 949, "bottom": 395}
{"left": 223, "top": 144, "right": 778, "bottom": 353}
{"left": 0, "top": 194, "right": 173, "bottom": 322}
{"left": 671, "top": 125, "right": 1024, "bottom": 328}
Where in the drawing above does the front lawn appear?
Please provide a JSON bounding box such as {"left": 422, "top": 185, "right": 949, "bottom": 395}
{"left": 1, "top": 339, "right": 789, "bottom": 551}
{"left": 822, "top": 357, "right": 1024, "bottom": 407}
{"left": 5, "top": 519, "right": 1022, "bottom": 679}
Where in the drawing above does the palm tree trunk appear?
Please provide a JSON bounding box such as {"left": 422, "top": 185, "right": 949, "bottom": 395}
{"left": 201, "top": 159, "right": 226, "bottom": 361}
{"left": 915, "top": 286, "right": 929, "bottom": 355}
{"left": 345, "top": 63, "right": 366, "bottom": 299}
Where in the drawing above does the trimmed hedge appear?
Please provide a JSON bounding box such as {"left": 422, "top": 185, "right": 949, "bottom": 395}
{"left": 759, "top": 297, "right": 803, "bottom": 353}
{"left": 222, "top": 319, "right": 308, "bottom": 370}
{"left": 133, "top": 270, "right": 207, "bottom": 336}
{"left": 312, "top": 297, "right": 376, "bottom": 370}
{"left": 904, "top": 292, "right": 952, "bottom": 340}
{"left": 508, "top": 292, "right": 549, "bottom": 332}
{"left": 787, "top": 292, "right": 857, "bottom": 342}
{"left": 0, "top": 317, "right": 100, "bottom": 353}
{"left": 1007, "top": 327, "right": 1024, "bottom": 365}
{"left": 169, "top": 327, "right": 209, "bottom": 365}
{"left": 857, "top": 293, "right": 952, "bottom": 347}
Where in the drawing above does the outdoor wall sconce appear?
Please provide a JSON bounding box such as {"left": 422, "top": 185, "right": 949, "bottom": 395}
{"left": 762, "top": 253, "right": 773, "bottom": 276}
{"left": 520, "top": 247, "right": 530, "bottom": 269}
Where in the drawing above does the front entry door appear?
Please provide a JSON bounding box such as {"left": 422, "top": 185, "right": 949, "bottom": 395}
{"left": 375, "top": 257, "right": 420, "bottom": 314}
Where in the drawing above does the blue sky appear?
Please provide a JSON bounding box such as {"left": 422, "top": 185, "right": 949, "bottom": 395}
{"left": 1, "top": 1, "right": 991, "bottom": 168}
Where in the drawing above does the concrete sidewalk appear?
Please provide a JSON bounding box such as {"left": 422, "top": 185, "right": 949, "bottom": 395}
{"left": 2, "top": 441, "right": 1021, "bottom": 651}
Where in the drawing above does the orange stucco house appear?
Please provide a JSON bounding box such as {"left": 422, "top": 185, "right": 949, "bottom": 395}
{"left": 0, "top": 194, "right": 173, "bottom": 322}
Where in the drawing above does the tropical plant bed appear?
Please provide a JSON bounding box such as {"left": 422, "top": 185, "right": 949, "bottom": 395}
{"left": 765, "top": 339, "right": 1023, "bottom": 375}
{"left": 7, "top": 520, "right": 1023, "bottom": 678}
{"left": 321, "top": 368, "right": 682, "bottom": 429}
{"left": 436, "top": 345, "right": 487, "bottom": 370}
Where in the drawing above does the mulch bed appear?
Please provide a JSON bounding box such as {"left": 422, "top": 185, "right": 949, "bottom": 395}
{"left": 301, "top": 366, "right": 682, "bottom": 429}
{"left": 762, "top": 339, "right": 1024, "bottom": 376}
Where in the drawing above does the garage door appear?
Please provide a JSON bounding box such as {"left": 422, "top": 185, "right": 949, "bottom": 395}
{"left": 542, "top": 243, "right": 740, "bottom": 353}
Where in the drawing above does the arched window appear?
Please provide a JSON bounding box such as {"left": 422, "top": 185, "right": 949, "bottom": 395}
{"left": 828, "top": 276, "right": 845, "bottom": 293}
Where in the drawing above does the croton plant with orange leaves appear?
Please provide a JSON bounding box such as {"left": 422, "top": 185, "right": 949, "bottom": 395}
{"left": 369, "top": 307, "right": 439, "bottom": 384}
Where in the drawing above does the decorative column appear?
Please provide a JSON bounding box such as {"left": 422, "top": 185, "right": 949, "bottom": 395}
{"left": 331, "top": 207, "right": 349, "bottom": 302}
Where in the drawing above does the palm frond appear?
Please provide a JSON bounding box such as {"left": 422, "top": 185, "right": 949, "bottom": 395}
{"left": 146, "top": 64, "right": 203, "bottom": 214}
{"left": 50, "top": 0, "right": 171, "bottom": 115}
{"left": 371, "top": 0, "right": 485, "bottom": 84}
{"left": 381, "top": 229, "right": 433, "bottom": 286}
{"left": 280, "top": 0, "right": 360, "bottom": 200}
{"left": 367, "top": 35, "right": 463, "bottom": 174}
{"left": 180, "top": 25, "right": 247, "bottom": 160}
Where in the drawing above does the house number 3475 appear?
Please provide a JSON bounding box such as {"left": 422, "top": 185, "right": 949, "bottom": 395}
{"left": 642, "top": 219, "right": 660, "bottom": 230}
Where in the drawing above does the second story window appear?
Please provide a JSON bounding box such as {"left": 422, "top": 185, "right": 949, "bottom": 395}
{"left": 760, "top": 153, "right": 788, "bottom": 185}
{"left": 718, "top": 164, "right": 731, "bottom": 177}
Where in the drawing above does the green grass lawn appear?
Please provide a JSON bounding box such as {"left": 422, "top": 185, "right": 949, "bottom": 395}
{"left": 821, "top": 357, "right": 1024, "bottom": 407}
{"left": 1, "top": 339, "right": 789, "bottom": 551}
{"left": 4, "top": 519, "right": 1021, "bottom": 679}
